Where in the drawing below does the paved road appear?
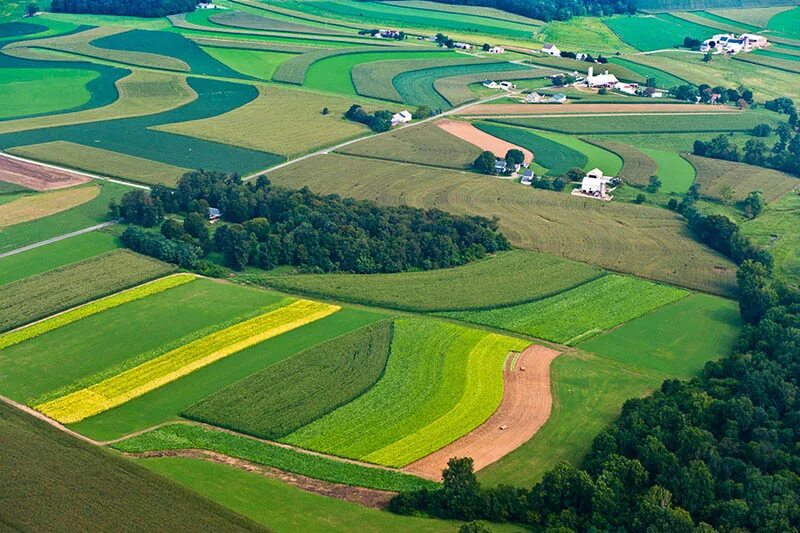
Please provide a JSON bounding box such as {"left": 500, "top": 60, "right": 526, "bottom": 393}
{"left": 0, "top": 221, "right": 117, "bottom": 259}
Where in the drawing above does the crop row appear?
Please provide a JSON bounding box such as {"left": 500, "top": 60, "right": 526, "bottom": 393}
{"left": 0, "top": 270, "right": 193, "bottom": 351}
{"left": 37, "top": 299, "right": 340, "bottom": 423}
{"left": 112, "top": 423, "right": 438, "bottom": 492}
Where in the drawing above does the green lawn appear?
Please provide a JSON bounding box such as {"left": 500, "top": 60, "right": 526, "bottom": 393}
{"left": 539, "top": 16, "right": 635, "bottom": 54}
{"left": 640, "top": 148, "right": 695, "bottom": 194}
{"left": 741, "top": 191, "right": 800, "bottom": 285}
{"left": 249, "top": 249, "right": 604, "bottom": 312}
{"left": 580, "top": 294, "right": 741, "bottom": 377}
{"left": 0, "top": 68, "right": 98, "bottom": 120}
{"left": 69, "top": 307, "right": 387, "bottom": 441}
{"left": 0, "top": 229, "right": 120, "bottom": 285}
{"left": 440, "top": 275, "right": 689, "bottom": 344}
{"left": 604, "top": 14, "right": 717, "bottom": 51}
{"left": 202, "top": 46, "right": 294, "bottom": 80}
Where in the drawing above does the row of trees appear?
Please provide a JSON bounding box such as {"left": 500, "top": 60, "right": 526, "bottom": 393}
{"left": 426, "top": 0, "right": 635, "bottom": 22}
{"left": 344, "top": 104, "right": 394, "bottom": 133}
{"left": 693, "top": 130, "right": 800, "bottom": 177}
{"left": 670, "top": 84, "right": 754, "bottom": 106}
{"left": 390, "top": 192, "right": 798, "bottom": 531}
{"left": 50, "top": 0, "right": 198, "bottom": 17}
{"left": 117, "top": 170, "right": 510, "bottom": 273}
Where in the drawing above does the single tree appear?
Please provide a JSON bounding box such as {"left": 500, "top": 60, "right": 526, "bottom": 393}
{"left": 646, "top": 175, "right": 661, "bottom": 193}
{"left": 719, "top": 184, "right": 735, "bottom": 206}
{"left": 635, "top": 193, "right": 646, "bottom": 204}
{"left": 26, "top": 3, "right": 39, "bottom": 16}
{"left": 505, "top": 149, "right": 524, "bottom": 169}
{"left": 743, "top": 190, "right": 765, "bottom": 219}
{"left": 472, "top": 151, "right": 496, "bottom": 175}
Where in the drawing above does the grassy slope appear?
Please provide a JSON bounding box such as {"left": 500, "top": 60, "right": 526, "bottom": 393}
{"left": 741, "top": 191, "right": 800, "bottom": 285}
{"left": 0, "top": 403, "right": 260, "bottom": 532}
{"left": 202, "top": 46, "right": 293, "bottom": 79}
{"left": 249, "top": 249, "right": 604, "bottom": 312}
{"left": 0, "top": 68, "right": 97, "bottom": 119}
{"left": 688, "top": 154, "right": 799, "bottom": 203}
{"left": 640, "top": 147, "right": 695, "bottom": 194}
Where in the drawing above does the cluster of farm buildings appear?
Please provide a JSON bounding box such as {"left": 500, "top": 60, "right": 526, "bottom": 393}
{"left": 700, "top": 33, "right": 769, "bottom": 54}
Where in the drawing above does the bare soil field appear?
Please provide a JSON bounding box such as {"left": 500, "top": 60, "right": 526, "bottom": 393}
{"left": 456, "top": 103, "right": 741, "bottom": 116}
{"left": 403, "top": 344, "right": 561, "bottom": 481}
{"left": 436, "top": 119, "right": 532, "bottom": 163}
{"left": 0, "top": 154, "right": 91, "bottom": 190}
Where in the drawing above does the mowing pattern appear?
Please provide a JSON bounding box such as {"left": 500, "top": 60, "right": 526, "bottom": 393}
{"left": 586, "top": 139, "right": 658, "bottom": 187}
{"left": 183, "top": 321, "right": 393, "bottom": 439}
{"left": 0, "top": 255, "right": 184, "bottom": 338}
{"left": 272, "top": 47, "right": 376, "bottom": 85}
{"left": 113, "top": 423, "right": 437, "bottom": 492}
{"left": 283, "top": 318, "right": 528, "bottom": 467}
{"left": 688, "top": 154, "right": 799, "bottom": 203}
{"left": 0, "top": 185, "right": 99, "bottom": 227}
{"left": 352, "top": 56, "right": 467, "bottom": 102}
{"left": 36, "top": 299, "right": 340, "bottom": 423}
{"left": 439, "top": 275, "right": 689, "bottom": 344}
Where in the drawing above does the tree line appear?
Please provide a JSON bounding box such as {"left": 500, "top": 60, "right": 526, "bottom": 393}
{"left": 425, "top": 0, "right": 635, "bottom": 22}
{"left": 114, "top": 170, "right": 509, "bottom": 273}
{"left": 50, "top": 0, "right": 198, "bottom": 17}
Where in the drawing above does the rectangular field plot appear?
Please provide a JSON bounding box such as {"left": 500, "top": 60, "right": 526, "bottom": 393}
{"left": 580, "top": 294, "right": 741, "bottom": 377}
{"left": 252, "top": 249, "right": 603, "bottom": 312}
{"left": 283, "top": 318, "right": 529, "bottom": 467}
{"left": 0, "top": 276, "right": 276, "bottom": 403}
{"left": 70, "top": 307, "right": 387, "bottom": 441}
{"left": 0, "top": 184, "right": 99, "bottom": 228}
{"left": 439, "top": 275, "right": 689, "bottom": 344}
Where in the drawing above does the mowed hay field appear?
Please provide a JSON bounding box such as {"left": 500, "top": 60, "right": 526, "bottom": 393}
{"left": 336, "top": 122, "right": 481, "bottom": 169}
{"left": 0, "top": 250, "right": 175, "bottom": 334}
{"left": 586, "top": 139, "right": 657, "bottom": 187}
{"left": 268, "top": 154, "right": 737, "bottom": 295}
{"left": 155, "top": 85, "right": 368, "bottom": 158}
{"left": 0, "top": 404, "right": 260, "bottom": 532}
{"left": 250, "top": 249, "right": 604, "bottom": 312}
{"left": 0, "top": 184, "right": 98, "bottom": 227}
{"left": 742, "top": 192, "right": 800, "bottom": 284}
{"left": 440, "top": 275, "right": 688, "bottom": 344}
{"left": 688, "top": 154, "right": 799, "bottom": 203}
{"left": 0, "top": 67, "right": 98, "bottom": 119}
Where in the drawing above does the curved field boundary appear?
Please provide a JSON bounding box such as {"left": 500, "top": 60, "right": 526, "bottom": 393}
{"left": 364, "top": 332, "right": 530, "bottom": 467}
{"left": 36, "top": 300, "right": 340, "bottom": 424}
{"left": 273, "top": 46, "right": 377, "bottom": 84}
{"left": 437, "top": 119, "right": 532, "bottom": 163}
{"left": 688, "top": 154, "right": 798, "bottom": 203}
{"left": 188, "top": 36, "right": 313, "bottom": 54}
{"left": 639, "top": 147, "right": 695, "bottom": 194}
{"left": 434, "top": 68, "right": 549, "bottom": 107}
{"left": 456, "top": 103, "right": 742, "bottom": 116}
{"left": 0, "top": 185, "right": 99, "bottom": 228}
{"left": 521, "top": 54, "right": 645, "bottom": 83}
{"left": 0, "top": 71, "right": 196, "bottom": 136}
{"left": 209, "top": 11, "right": 349, "bottom": 36}
{"left": 352, "top": 56, "right": 470, "bottom": 102}
{"left": 228, "top": 0, "right": 365, "bottom": 31}
{"left": 0, "top": 273, "right": 194, "bottom": 351}
{"left": 404, "top": 344, "right": 560, "bottom": 480}
{"left": 585, "top": 139, "right": 657, "bottom": 187}
{"left": 0, "top": 152, "right": 89, "bottom": 190}
{"left": 708, "top": 6, "right": 793, "bottom": 28}
{"left": 733, "top": 53, "right": 800, "bottom": 74}
{"left": 382, "top": 0, "right": 544, "bottom": 26}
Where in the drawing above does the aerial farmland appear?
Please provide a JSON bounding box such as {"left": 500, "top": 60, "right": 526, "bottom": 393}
{"left": 1, "top": 0, "right": 799, "bottom": 530}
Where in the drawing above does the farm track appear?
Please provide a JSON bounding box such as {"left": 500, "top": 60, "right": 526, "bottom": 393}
{"left": 402, "top": 345, "right": 561, "bottom": 481}
{"left": 0, "top": 221, "right": 116, "bottom": 259}
{"left": 0, "top": 152, "right": 90, "bottom": 190}
{"left": 0, "top": 152, "right": 148, "bottom": 190}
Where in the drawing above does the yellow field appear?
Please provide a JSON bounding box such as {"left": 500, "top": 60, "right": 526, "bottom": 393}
{"left": 37, "top": 299, "right": 340, "bottom": 423}
{"left": 0, "top": 185, "right": 99, "bottom": 227}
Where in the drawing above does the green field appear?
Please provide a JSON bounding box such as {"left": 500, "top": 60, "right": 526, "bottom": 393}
{"left": 640, "top": 147, "right": 695, "bottom": 194}
{"left": 0, "top": 68, "right": 98, "bottom": 119}
{"left": 114, "top": 423, "right": 436, "bottom": 492}
{"left": 688, "top": 154, "right": 798, "bottom": 203}
{"left": 272, "top": 47, "right": 377, "bottom": 85}
{"left": 183, "top": 321, "right": 392, "bottom": 439}
{"left": 586, "top": 139, "right": 658, "bottom": 187}
{"left": 269, "top": 153, "right": 738, "bottom": 295}
{"left": 0, "top": 250, "right": 174, "bottom": 335}
{"left": 608, "top": 56, "right": 688, "bottom": 87}
{"left": 0, "top": 404, "right": 259, "bottom": 532}
{"left": 604, "top": 13, "right": 717, "bottom": 51}
{"left": 767, "top": 6, "right": 800, "bottom": 38}
{"left": 440, "top": 275, "right": 689, "bottom": 344}
{"left": 741, "top": 191, "right": 800, "bottom": 284}
{"left": 0, "top": 230, "right": 120, "bottom": 286}
{"left": 69, "top": 307, "right": 386, "bottom": 440}
{"left": 336, "top": 122, "right": 481, "bottom": 169}
{"left": 284, "top": 318, "right": 527, "bottom": 467}
{"left": 351, "top": 55, "right": 473, "bottom": 102}
{"left": 251, "top": 249, "right": 604, "bottom": 312}
{"left": 538, "top": 16, "right": 634, "bottom": 54}
{"left": 202, "top": 46, "right": 294, "bottom": 79}
{"left": 580, "top": 294, "right": 741, "bottom": 377}
{"left": 708, "top": 6, "right": 794, "bottom": 28}
{"left": 433, "top": 68, "right": 546, "bottom": 107}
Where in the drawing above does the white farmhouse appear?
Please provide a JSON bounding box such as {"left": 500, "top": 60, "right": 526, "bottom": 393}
{"left": 453, "top": 42, "right": 472, "bottom": 50}
{"left": 391, "top": 110, "right": 412, "bottom": 126}
{"left": 541, "top": 43, "right": 560, "bottom": 56}
{"left": 525, "top": 92, "right": 544, "bottom": 103}
{"left": 614, "top": 82, "right": 639, "bottom": 95}
{"left": 488, "top": 46, "right": 505, "bottom": 54}
{"left": 572, "top": 168, "right": 616, "bottom": 200}
{"left": 482, "top": 79, "right": 500, "bottom": 89}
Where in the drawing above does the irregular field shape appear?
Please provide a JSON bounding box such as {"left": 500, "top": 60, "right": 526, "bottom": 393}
{"left": 201, "top": 46, "right": 293, "bottom": 79}
{"left": 532, "top": 129, "right": 623, "bottom": 175}
{"left": 0, "top": 278, "right": 279, "bottom": 404}
{"left": 272, "top": 46, "right": 377, "bottom": 85}
{"left": 253, "top": 249, "right": 604, "bottom": 312}
{"left": 154, "top": 84, "right": 368, "bottom": 158}
{"left": 767, "top": 6, "right": 800, "bottom": 38}
{"left": 580, "top": 294, "right": 742, "bottom": 377}
{"left": 0, "top": 21, "right": 48, "bottom": 39}
{"left": 473, "top": 122, "right": 584, "bottom": 175}
{"left": 608, "top": 56, "right": 688, "bottom": 87}
{"left": 37, "top": 299, "right": 340, "bottom": 423}
{"left": 381, "top": 0, "right": 544, "bottom": 25}
{"left": 585, "top": 139, "right": 657, "bottom": 187}
{"left": 689, "top": 154, "right": 799, "bottom": 203}
{"left": 604, "top": 13, "right": 716, "bottom": 51}
{"left": 0, "top": 70, "right": 196, "bottom": 135}
{"left": 209, "top": 10, "right": 349, "bottom": 36}
{"left": 709, "top": 6, "right": 795, "bottom": 27}
{"left": 639, "top": 147, "right": 695, "bottom": 194}
{"left": 0, "top": 68, "right": 97, "bottom": 120}
{"left": 183, "top": 320, "right": 393, "bottom": 439}
{"left": 439, "top": 119, "right": 532, "bottom": 164}
{"left": 70, "top": 308, "right": 387, "bottom": 441}
{"left": 9, "top": 141, "right": 193, "bottom": 187}
{"left": 351, "top": 55, "right": 469, "bottom": 102}
{"left": 0, "top": 184, "right": 98, "bottom": 228}
{"left": 538, "top": 16, "right": 634, "bottom": 54}
{"left": 0, "top": 230, "right": 119, "bottom": 286}
{"left": 433, "top": 68, "right": 547, "bottom": 107}
{"left": 439, "top": 274, "right": 689, "bottom": 344}
{"left": 741, "top": 192, "right": 800, "bottom": 284}
{"left": 0, "top": 152, "right": 90, "bottom": 190}
{"left": 113, "top": 423, "right": 437, "bottom": 492}
{"left": 267, "top": 154, "right": 738, "bottom": 295}
{"left": 363, "top": 332, "right": 530, "bottom": 467}
{"left": 732, "top": 53, "right": 800, "bottom": 74}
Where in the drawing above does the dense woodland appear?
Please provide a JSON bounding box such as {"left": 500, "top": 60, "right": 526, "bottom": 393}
{"left": 50, "top": 0, "right": 198, "bottom": 17}
{"left": 115, "top": 170, "right": 509, "bottom": 273}
{"left": 426, "top": 0, "right": 635, "bottom": 21}
{"left": 391, "top": 184, "right": 800, "bottom": 531}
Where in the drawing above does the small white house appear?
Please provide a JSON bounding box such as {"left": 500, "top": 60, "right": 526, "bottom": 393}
{"left": 541, "top": 43, "right": 560, "bottom": 57}
{"left": 498, "top": 81, "right": 516, "bottom": 90}
{"left": 520, "top": 169, "right": 534, "bottom": 185}
{"left": 197, "top": 2, "right": 222, "bottom": 9}
{"left": 548, "top": 93, "right": 567, "bottom": 104}
{"left": 495, "top": 159, "right": 508, "bottom": 173}
{"left": 208, "top": 207, "right": 222, "bottom": 221}
{"left": 525, "top": 92, "right": 544, "bottom": 103}
{"left": 614, "top": 82, "right": 639, "bottom": 95}
{"left": 453, "top": 42, "right": 472, "bottom": 50}
{"left": 391, "top": 110, "right": 412, "bottom": 125}
{"left": 482, "top": 80, "right": 499, "bottom": 89}
{"left": 578, "top": 177, "right": 608, "bottom": 197}
{"left": 488, "top": 46, "right": 505, "bottom": 54}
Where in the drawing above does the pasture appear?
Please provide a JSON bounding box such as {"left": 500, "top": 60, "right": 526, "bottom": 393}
{"left": 580, "top": 294, "right": 741, "bottom": 377}
{"left": 251, "top": 249, "right": 603, "bottom": 312}
{"left": 0, "top": 67, "right": 97, "bottom": 119}
{"left": 440, "top": 275, "right": 688, "bottom": 344}
{"left": 604, "top": 14, "right": 716, "bottom": 51}
{"left": 202, "top": 46, "right": 294, "bottom": 80}
{"left": 640, "top": 148, "right": 695, "bottom": 194}
{"left": 709, "top": 5, "right": 795, "bottom": 27}
{"left": 352, "top": 56, "right": 468, "bottom": 102}
{"left": 741, "top": 192, "right": 800, "bottom": 284}
{"left": 767, "top": 6, "right": 800, "bottom": 38}
{"left": 608, "top": 56, "right": 687, "bottom": 88}
{"left": 268, "top": 154, "right": 738, "bottom": 295}
{"left": 688, "top": 154, "right": 798, "bottom": 203}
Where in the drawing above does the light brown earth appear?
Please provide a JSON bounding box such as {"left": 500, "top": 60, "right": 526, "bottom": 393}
{"left": 0, "top": 154, "right": 91, "bottom": 190}
{"left": 403, "top": 344, "right": 561, "bottom": 481}
{"left": 0, "top": 185, "right": 99, "bottom": 227}
{"left": 436, "top": 119, "right": 533, "bottom": 163}
{"left": 456, "top": 103, "right": 742, "bottom": 115}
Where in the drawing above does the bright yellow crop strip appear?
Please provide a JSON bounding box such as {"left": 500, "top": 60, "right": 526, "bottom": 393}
{"left": 0, "top": 274, "right": 196, "bottom": 352}
{"left": 37, "top": 299, "right": 340, "bottom": 424}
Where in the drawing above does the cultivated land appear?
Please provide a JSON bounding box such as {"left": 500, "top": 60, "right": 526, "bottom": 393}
{"left": 0, "top": 184, "right": 98, "bottom": 227}
{"left": 0, "top": 153, "right": 90, "bottom": 190}
{"left": 457, "top": 103, "right": 741, "bottom": 115}
{"left": 436, "top": 119, "right": 532, "bottom": 164}
{"left": 688, "top": 154, "right": 799, "bottom": 203}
